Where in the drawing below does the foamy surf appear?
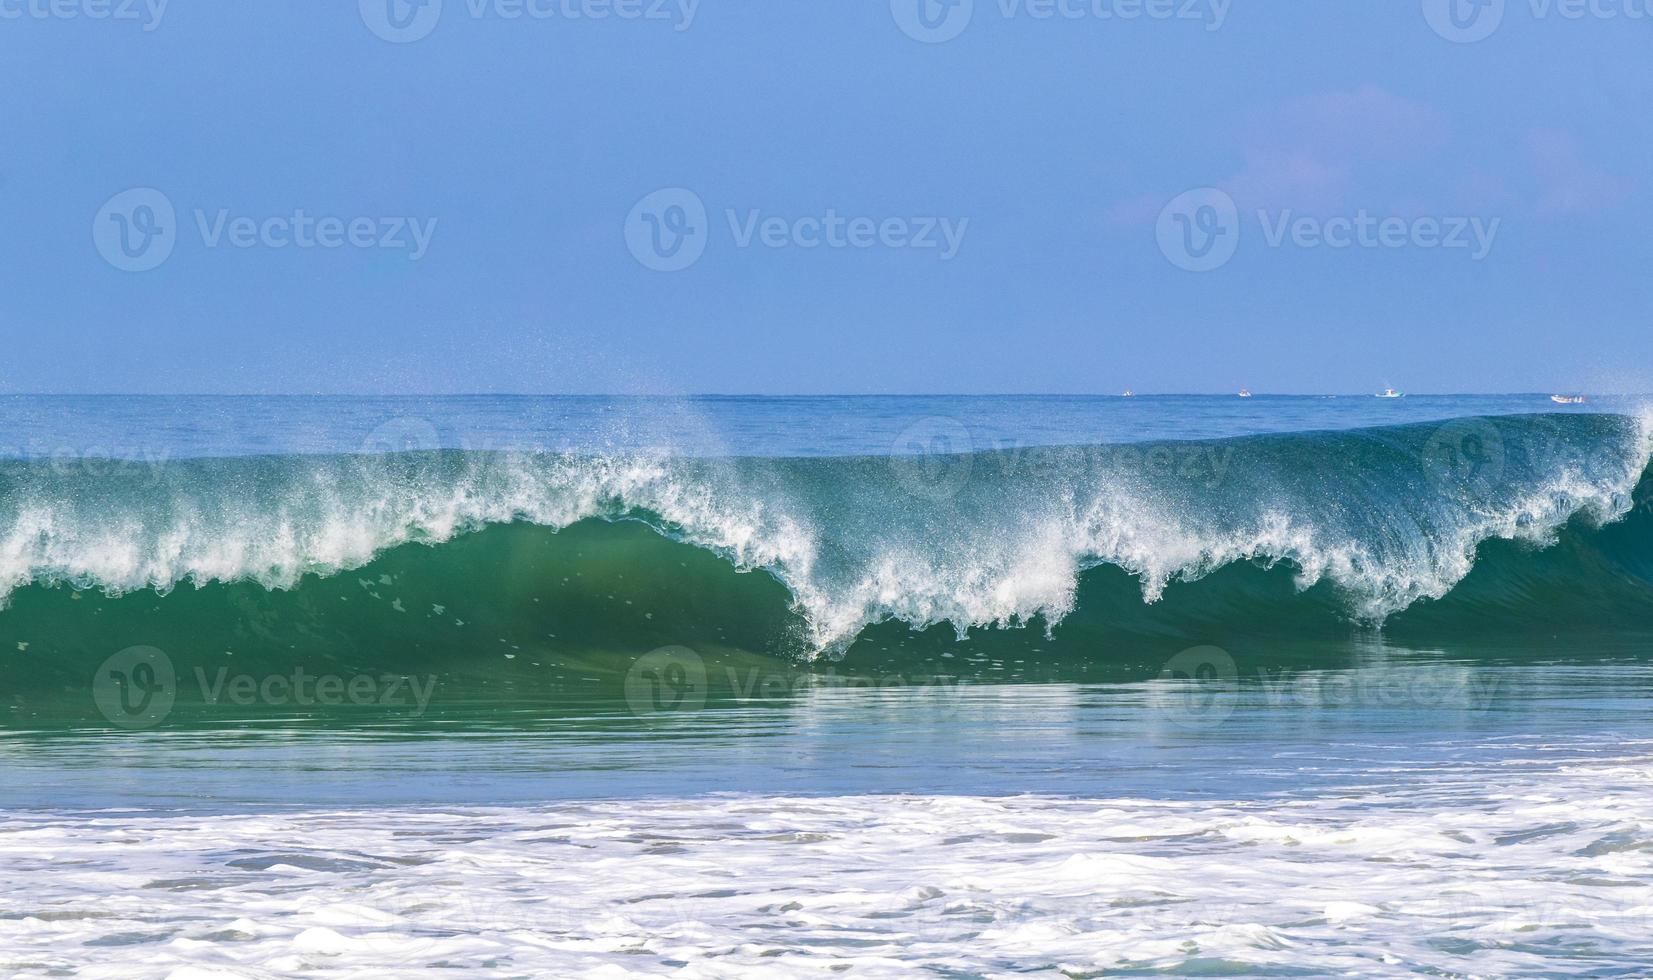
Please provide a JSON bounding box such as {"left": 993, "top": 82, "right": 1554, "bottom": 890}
{"left": 9, "top": 742, "right": 1653, "bottom": 977}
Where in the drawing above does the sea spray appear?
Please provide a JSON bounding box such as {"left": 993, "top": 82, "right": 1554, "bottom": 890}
{"left": 0, "top": 413, "right": 1648, "bottom": 661}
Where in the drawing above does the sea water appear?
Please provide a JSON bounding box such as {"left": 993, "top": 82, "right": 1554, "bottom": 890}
{"left": 3, "top": 394, "right": 1652, "bottom": 977}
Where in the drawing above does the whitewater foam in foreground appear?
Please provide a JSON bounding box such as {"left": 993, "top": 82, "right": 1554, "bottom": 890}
{"left": 8, "top": 737, "right": 1653, "bottom": 977}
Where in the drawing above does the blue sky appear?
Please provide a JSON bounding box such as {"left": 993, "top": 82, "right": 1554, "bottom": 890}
{"left": 1, "top": 1, "right": 1648, "bottom": 394}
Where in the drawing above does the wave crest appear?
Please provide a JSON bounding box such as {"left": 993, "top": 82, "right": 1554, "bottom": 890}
{"left": 0, "top": 412, "right": 1648, "bottom": 653}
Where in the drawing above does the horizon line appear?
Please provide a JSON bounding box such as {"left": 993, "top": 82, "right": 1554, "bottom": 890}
{"left": 0, "top": 391, "right": 1630, "bottom": 399}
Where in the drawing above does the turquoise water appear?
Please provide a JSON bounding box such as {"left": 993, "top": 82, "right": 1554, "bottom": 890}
{"left": 4, "top": 395, "right": 1653, "bottom": 976}
{"left": 0, "top": 392, "right": 1622, "bottom": 458}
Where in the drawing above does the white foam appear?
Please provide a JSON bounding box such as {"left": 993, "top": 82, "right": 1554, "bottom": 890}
{"left": 8, "top": 743, "right": 1653, "bottom": 976}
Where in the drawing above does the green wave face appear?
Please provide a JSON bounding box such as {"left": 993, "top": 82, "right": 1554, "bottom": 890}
{"left": 2, "top": 412, "right": 1651, "bottom": 728}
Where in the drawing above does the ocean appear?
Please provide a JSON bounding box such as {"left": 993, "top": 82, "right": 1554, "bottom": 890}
{"left": 5, "top": 394, "right": 1653, "bottom": 977}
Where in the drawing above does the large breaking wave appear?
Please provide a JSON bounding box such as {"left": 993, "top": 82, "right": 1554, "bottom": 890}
{"left": 0, "top": 412, "right": 1650, "bottom": 674}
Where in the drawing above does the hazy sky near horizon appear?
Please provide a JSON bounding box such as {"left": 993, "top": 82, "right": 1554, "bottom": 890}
{"left": 1, "top": 2, "right": 1649, "bottom": 394}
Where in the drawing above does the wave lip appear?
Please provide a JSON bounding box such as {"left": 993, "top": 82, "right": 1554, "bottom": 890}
{"left": 0, "top": 412, "right": 1649, "bottom": 654}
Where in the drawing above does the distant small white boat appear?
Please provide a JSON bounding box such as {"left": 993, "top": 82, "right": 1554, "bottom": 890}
{"left": 1550, "top": 394, "right": 1586, "bottom": 404}
{"left": 1238, "top": 388, "right": 1252, "bottom": 398}
{"left": 1377, "top": 388, "right": 1403, "bottom": 399}
{"left": 1121, "top": 390, "right": 1134, "bottom": 398}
